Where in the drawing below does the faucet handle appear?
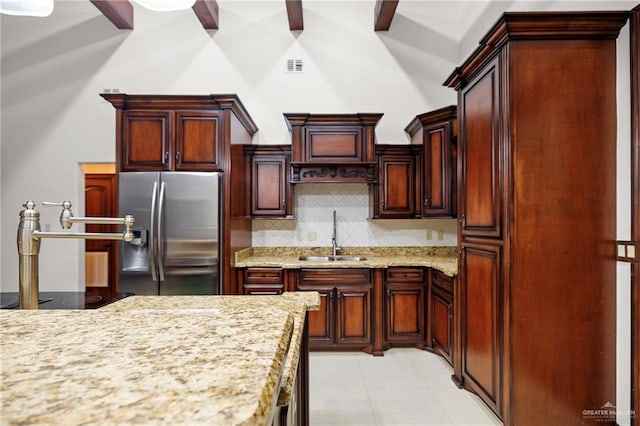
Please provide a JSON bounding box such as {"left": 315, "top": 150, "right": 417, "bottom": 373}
{"left": 43, "top": 201, "right": 72, "bottom": 209}
{"left": 43, "top": 201, "right": 73, "bottom": 229}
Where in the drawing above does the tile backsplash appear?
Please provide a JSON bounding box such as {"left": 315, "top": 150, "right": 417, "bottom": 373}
{"left": 251, "top": 183, "right": 458, "bottom": 247}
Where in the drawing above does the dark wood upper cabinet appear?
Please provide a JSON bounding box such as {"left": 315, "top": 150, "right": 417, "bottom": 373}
{"left": 405, "top": 106, "right": 457, "bottom": 218}
{"left": 121, "top": 110, "right": 172, "bottom": 171}
{"left": 458, "top": 61, "right": 502, "bottom": 239}
{"left": 102, "top": 94, "right": 257, "bottom": 173}
{"left": 244, "top": 145, "right": 293, "bottom": 219}
{"left": 370, "top": 145, "right": 420, "bottom": 219}
{"left": 445, "top": 11, "right": 628, "bottom": 424}
{"left": 283, "top": 113, "right": 382, "bottom": 183}
{"left": 174, "top": 111, "right": 223, "bottom": 171}
{"left": 120, "top": 109, "right": 222, "bottom": 171}
{"left": 102, "top": 93, "right": 258, "bottom": 296}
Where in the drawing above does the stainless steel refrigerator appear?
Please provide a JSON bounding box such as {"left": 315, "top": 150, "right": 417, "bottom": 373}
{"left": 118, "top": 172, "right": 221, "bottom": 295}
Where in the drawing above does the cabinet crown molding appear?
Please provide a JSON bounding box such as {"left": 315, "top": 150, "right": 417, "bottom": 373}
{"left": 100, "top": 93, "right": 258, "bottom": 136}
{"left": 283, "top": 113, "right": 383, "bottom": 131}
{"left": 444, "top": 11, "right": 629, "bottom": 89}
{"left": 404, "top": 105, "right": 457, "bottom": 136}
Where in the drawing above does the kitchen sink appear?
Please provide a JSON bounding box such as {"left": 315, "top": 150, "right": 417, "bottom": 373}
{"left": 298, "top": 256, "right": 333, "bottom": 262}
{"left": 335, "top": 256, "right": 367, "bottom": 261}
{"left": 298, "top": 255, "right": 367, "bottom": 262}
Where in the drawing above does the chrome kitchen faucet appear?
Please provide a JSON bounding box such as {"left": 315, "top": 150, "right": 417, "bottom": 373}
{"left": 17, "top": 200, "right": 135, "bottom": 309}
{"left": 331, "top": 210, "right": 342, "bottom": 257}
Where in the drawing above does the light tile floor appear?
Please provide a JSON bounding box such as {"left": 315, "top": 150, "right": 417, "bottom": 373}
{"left": 309, "top": 348, "right": 503, "bottom": 426}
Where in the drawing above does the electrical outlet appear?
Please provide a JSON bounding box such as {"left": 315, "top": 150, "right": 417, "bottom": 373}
{"left": 426, "top": 230, "right": 433, "bottom": 240}
{"left": 437, "top": 229, "right": 444, "bottom": 240}
{"left": 307, "top": 231, "right": 317, "bottom": 241}
{"left": 295, "top": 231, "right": 303, "bottom": 242}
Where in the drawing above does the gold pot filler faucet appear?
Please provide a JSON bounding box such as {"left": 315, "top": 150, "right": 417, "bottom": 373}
{"left": 17, "top": 200, "right": 135, "bottom": 310}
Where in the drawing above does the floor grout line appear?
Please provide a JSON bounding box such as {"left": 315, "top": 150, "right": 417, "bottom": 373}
{"left": 310, "top": 347, "right": 503, "bottom": 426}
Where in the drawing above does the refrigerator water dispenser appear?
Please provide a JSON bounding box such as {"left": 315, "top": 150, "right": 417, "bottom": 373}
{"left": 122, "top": 229, "right": 149, "bottom": 272}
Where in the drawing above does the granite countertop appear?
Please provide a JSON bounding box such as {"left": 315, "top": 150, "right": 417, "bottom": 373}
{"left": 100, "top": 292, "right": 320, "bottom": 408}
{"left": 235, "top": 246, "right": 458, "bottom": 277}
{"left": 0, "top": 292, "right": 320, "bottom": 426}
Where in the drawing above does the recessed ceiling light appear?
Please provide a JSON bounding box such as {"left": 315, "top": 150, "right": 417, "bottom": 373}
{"left": 133, "top": 0, "right": 197, "bottom": 12}
{"left": 0, "top": 0, "right": 53, "bottom": 17}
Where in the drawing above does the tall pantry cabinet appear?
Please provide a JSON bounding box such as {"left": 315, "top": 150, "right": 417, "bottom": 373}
{"left": 444, "top": 12, "right": 628, "bottom": 425}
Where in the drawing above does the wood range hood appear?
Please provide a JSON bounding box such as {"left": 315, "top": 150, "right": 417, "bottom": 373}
{"left": 283, "top": 113, "right": 383, "bottom": 184}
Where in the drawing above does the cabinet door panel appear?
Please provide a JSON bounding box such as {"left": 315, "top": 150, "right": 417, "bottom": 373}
{"left": 336, "top": 287, "right": 371, "bottom": 344}
{"left": 423, "top": 123, "right": 453, "bottom": 217}
{"left": 460, "top": 243, "right": 502, "bottom": 413}
{"left": 385, "top": 285, "right": 425, "bottom": 342}
{"left": 305, "top": 127, "right": 363, "bottom": 162}
{"left": 460, "top": 58, "right": 502, "bottom": 238}
{"left": 175, "top": 111, "right": 222, "bottom": 171}
{"left": 431, "top": 288, "right": 452, "bottom": 364}
{"left": 305, "top": 289, "right": 334, "bottom": 345}
{"left": 252, "top": 156, "right": 287, "bottom": 216}
{"left": 378, "top": 156, "right": 415, "bottom": 217}
{"left": 122, "top": 111, "right": 171, "bottom": 171}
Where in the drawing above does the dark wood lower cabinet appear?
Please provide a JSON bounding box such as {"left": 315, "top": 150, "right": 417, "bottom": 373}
{"left": 459, "top": 243, "right": 502, "bottom": 416}
{"left": 431, "top": 281, "right": 453, "bottom": 365}
{"left": 384, "top": 267, "right": 426, "bottom": 349}
{"left": 297, "top": 269, "right": 373, "bottom": 352}
{"left": 240, "top": 268, "right": 285, "bottom": 295}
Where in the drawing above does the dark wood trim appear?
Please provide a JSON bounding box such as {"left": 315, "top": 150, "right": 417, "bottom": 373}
{"left": 285, "top": 0, "right": 303, "bottom": 31}
{"left": 90, "top": 0, "right": 133, "bottom": 30}
{"left": 300, "top": 316, "right": 310, "bottom": 426}
{"left": 373, "top": 269, "right": 385, "bottom": 356}
{"left": 631, "top": 6, "right": 639, "bottom": 425}
{"left": 445, "top": 11, "right": 629, "bottom": 89}
{"left": 192, "top": 0, "right": 219, "bottom": 30}
{"left": 373, "top": 0, "right": 398, "bottom": 31}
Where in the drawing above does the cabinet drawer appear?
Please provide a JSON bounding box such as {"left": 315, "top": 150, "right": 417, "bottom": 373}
{"left": 431, "top": 269, "right": 453, "bottom": 292}
{"left": 386, "top": 267, "right": 424, "bottom": 283}
{"left": 243, "top": 283, "right": 285, "bottom": 295}
{"left": 243, "top": 268, "right": 284, "bottom": 284}
{"left": 299, "top": 268, "right": 371, "bottom": 285}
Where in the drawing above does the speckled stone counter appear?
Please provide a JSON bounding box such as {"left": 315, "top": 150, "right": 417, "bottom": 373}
{"left": 0, "top": 292, "right": 319, "bottom": 426}
{"left": 235, "top": 246, "right": 458, "bottom": 276}
{"left": 101, "top": 292, "right": 320, "bottom": 408}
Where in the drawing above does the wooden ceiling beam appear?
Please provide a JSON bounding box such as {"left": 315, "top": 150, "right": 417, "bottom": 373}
{"left": 286, "top": 0, "right": 303, "bottom": 31}
{"left": 192, "top": 0, "right": 219, "bottom": 30}
{"left": 90, "top": 0, "right": 134, "bottom": 29}
{"left": 374, "top": 0, "right": 398, "bottom": 31}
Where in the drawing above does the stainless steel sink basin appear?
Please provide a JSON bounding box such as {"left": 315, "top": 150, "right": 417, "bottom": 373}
{"left": 298, "top": 255, "right": 367, "bottom": 262}
{"left": 298, "top": 256, "right": 334, "bottom": 262}
{"left": 335, "top": 256, "right": 367, "bottom": 261}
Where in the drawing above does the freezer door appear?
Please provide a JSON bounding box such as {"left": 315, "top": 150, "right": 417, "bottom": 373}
{"left": 157, "top": 172, "right": 221, "bottom": 295}
{"left": 118, "top": 172, "right": 161, "bottom": 295}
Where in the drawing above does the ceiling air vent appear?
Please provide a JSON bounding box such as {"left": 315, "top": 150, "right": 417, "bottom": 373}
{"left": 286, "top": 58, "right": 304, "bottom": 73}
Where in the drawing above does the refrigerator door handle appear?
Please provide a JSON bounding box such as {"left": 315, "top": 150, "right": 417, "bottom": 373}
{"left": 157, "top": 181, "right": 166, "bottom": 282}
{"left": 149, "top": 181, "right": 159, "bottom": 282}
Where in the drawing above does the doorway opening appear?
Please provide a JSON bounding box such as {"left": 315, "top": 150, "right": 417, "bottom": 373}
{"left": 82, "top": 163, "right": 117, "bottom": 297}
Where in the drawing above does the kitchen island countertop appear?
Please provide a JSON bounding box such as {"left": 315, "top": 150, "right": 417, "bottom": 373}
{"left": 0, "top": 292, "right": 320, "bottom": 425}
